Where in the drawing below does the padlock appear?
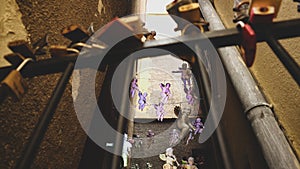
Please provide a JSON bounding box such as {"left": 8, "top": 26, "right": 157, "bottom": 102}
{"left": 8, "top": 40, "right": 35, "bottom": 60}
{"left": 1, "top": 58, "right": 33, "bottom": 99}
{"left": 166, "top": 0, "right": 193, "bottom": 31}
{"left": 237, "top": 21, "right": 256, "bottom": 67}
{"left": 61, "top": 24, "right": 90, "bottom": 42}
{"left": 178, "top": 3, "right": 203, "bottom": 23}
{"left": 4, "top": 53, "right": 25, "bottom": 66}
{"left": 49, "top": 45, "right": 79, "bottom": 58}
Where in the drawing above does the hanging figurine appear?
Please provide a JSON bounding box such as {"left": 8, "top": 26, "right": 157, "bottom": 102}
{"left": 133, "top": 134, "right": 143, "bottom": 151}
{"left": 122, "top": 133, "right": 133, "bottom": 168}
{"left": 138, "top": 91, "right": 148, "bottom": 111}
{"left": 182, "top": 157, "right": 198, "bottom": 169}
{"left": 154, "top": 102, "right": 167, "bottom": 121}
{"left": 160, "top": 83, "right": 171, "bottom": 104}
{"left": 186, "top": 128, "right": 194, "bottom": 145}
{"left": 186, "top": 117, "right": 204, "bottom": 145}
{"left": 146, "top": 129, "right": 155, "bottom": 149}
{"left": 184, "top": 86, "right": 195, "bottom": 105}
{"left": 169, "top": 128, "right": 180, "bottom": 146}
{"left": 193, "top": 117, "right": 204, "bottom": 135}
{"left": 159, "top": 147, "right": 180, "bottom": 169}
{"left": 172, "top": 63, "right": 192, "bottom": 88}
{"left": 130, "top": 77, "right": 139, "bottom": 98}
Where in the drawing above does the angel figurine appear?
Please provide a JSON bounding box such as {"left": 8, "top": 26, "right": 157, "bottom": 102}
{"left": 193, "top": 117, "right": 204, "bottom": 135}
{"left": 182, "top": 157, "right": 198, "bottom": 169}
{"left": 138, "top": 91, "right": 147, "bottom": 111}
{"left": 184, "top": 87, "right": 195, "bottom": 105}
{"left": 160, "top": 83, "right": 171, "bottom": 104}
{"left": 159, "top": 148, "right": 180, "bottom": 169}
{"left": 154, "top": 102, "right": 167, "bottom": 121}
{"left": 130, "top": 77, "right": 139, "bottom": 98}
{"left": 186, "top": 117, "right": 204, "bottom": 145}
{"left": 169, "top": 128, "right": 180, "bottom": 146}
{"left": 146, "top": 130, "right": 155, "bottom": 149}
{"left": 172, "top": 63, "right": 192, "bottom": 88}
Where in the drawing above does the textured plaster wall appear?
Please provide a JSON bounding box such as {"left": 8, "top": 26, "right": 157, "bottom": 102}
{"left": 214, "top": 0, "right": 300, "bottom": 158}
{"left": 0, "top": 0, "right": 28, "bottom": 67}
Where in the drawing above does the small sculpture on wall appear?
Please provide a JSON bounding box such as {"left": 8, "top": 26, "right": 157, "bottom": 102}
{"left": 174, "top": 106, "right": 195, "bottom": 141}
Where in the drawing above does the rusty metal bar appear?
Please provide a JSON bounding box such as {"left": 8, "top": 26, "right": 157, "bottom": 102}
{"left": 15, "top": 63, "right": 74, "bottom": 169}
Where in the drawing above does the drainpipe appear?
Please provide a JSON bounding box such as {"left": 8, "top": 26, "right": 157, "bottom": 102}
{"left": 198, "top": 0, "right": 300, "bottom": 169}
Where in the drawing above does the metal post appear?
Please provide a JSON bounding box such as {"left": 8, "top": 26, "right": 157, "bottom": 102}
{"left": 15, "top": 63, "right": 74, "bottom": 169}
{"left": 198, "top": 0, "right": 300, "bottom": 168}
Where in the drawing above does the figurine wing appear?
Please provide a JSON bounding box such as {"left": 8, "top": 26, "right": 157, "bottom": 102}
{"left": 159, "top": 154, "right": 167, "bottom": 161}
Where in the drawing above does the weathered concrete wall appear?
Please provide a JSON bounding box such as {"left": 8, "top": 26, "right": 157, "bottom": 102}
{"left": 214, "top": 0, "right": 300, "bottom": 158}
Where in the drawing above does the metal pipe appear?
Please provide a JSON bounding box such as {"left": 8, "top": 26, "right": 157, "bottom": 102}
{"left": 264, "top": 32, "right": 300, "bottom": 86}
{"left": 198, "top": 0, "right": 300, "bottom": 168}
{"left": 15, "top": 63, "right": 74, "bottom": 169}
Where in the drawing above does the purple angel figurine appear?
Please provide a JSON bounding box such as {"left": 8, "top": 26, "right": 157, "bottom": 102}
{"left": 146, "top": 130, "right": 155, "bottom": 149}
{"left": 130, "top": 78, "right": 139, "bottom": 98}
{"left": 169, "top": 129, "right": 180, "bottom": 146}
{"left": 154, "top": 102, "right": 167, "bottom": 122}
{"left": 186, "top": 118, "right": 204, "bottom": 145}
{"left": 172, "top": 63, "right": 192, "bottom": 88}
{"left": 160, "top": 83, "right": 171, "bottom": 104}
{"left": 184, "top": 87, "right": 195, "bottom": 105}
{"left": 138, "top": 91, "right": 147, "bottom": 111}
{"left": 193, "top": 117, "right": 204, "bottom": 135}
{"left": 186, "top": 128, "right": 194, "bottom": 145}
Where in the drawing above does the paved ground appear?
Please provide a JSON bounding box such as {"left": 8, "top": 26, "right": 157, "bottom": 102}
{"left": 0, "top": 0, "right": 131, "bottom": 169}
